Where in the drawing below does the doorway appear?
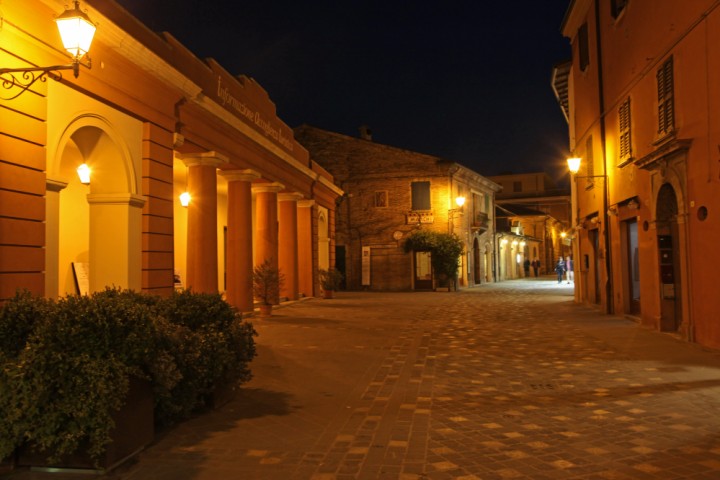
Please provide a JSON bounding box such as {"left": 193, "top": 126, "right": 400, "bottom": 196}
{"left": 472, "top": 238, "right": 481, "bottom": 285}
{"left": 624, "top": 219, "right": 641, "bottom": 315}
{"left": 413, "top": 251, "right": 433, "bottom": 290}
{"left": 657, "top": 184, "right": 681, "bottom": 332}
{"left": 589, "top": 228, "right": 601, "bottom": 304}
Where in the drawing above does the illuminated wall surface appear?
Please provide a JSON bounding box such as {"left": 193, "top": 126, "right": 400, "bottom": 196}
{"left": 561, "top": 0, "right": 720, "bottom": 348}
{"left": 0, "top": 0, "right": 341, "bottom": 311}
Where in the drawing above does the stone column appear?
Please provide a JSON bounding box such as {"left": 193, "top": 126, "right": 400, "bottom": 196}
{"left": 253, "top": 182, "right": 284, "bottom": 303}
{"left": 297, "top": 199, "right": 315, "bottom": 298}
{"left": 222, "top": 169, "right": 260, "bottom": 314}
{"left": 178, "top": 152, "right": 226, "bottom": 294}
{"left": 278, "top": 193, "right": 303, "bottom": 301}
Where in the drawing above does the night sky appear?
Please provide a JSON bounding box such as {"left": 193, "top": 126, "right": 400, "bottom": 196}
{"left": 118, "top": 1, "right": 572, "bottom": 180}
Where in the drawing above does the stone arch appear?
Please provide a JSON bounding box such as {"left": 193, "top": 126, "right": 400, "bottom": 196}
{"left": 46, "top": 115, "right": 144, "bottom": 296}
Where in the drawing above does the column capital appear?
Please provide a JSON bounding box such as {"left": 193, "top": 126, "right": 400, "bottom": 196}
{"left": 278, "top": 192, "right": 304, "bottom": 202}
{"left": 46, "top": 178, "right": 68, "bottom": 193}
{"left": 87, "top": 193, "right": 147, "bottom": 208}
{"left": 177, "top": 151, "right": 228, "bottom": 168}
{"left": 298, "top": 199, "right": 316, "bottom": 208}
{"left": 221, "top": 169, "right": 261, "bottom": 183}
{"left": 252, "top": 182, "right": 285, "bottom": 194}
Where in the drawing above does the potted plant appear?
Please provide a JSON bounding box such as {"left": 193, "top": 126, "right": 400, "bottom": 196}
{"left": 403, "top": 231, "right": 464, "bottom": 291}
{"left": 252, "top": 260, "right": 284, "bottom": 316}
{"left": 318, "top": 268, "right": 343, "bottom": 299}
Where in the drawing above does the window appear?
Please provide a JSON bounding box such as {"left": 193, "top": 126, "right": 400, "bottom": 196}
{"left": 411, "top": 181, "right": 431, "bottom": 210}
{"left": 472, "top": 193, "right": 483, "bottom": 215}
{"left": 619, "top": 98, "right": 632, "bottom": 160}
{"left": 611, "top": 0, "right": 628, "bottom": 19}
{"left": 585, "top": 136, "right": 594, "bottom": 186}
{"left": 578, "top": 23, "right": 590, "bottom": 71}
{"left": 374, "top": 190, "right": 388, "bottom": 208}
{"left": 513, "top": 181, "right": 522, "bottom": 193}
{"left": 657, "top": 56, "right": 674, "bottom": 137}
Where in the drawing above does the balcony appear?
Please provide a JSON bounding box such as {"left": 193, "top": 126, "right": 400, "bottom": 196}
{"left": 471, "top": 212, "right": 489, "bottom": 232}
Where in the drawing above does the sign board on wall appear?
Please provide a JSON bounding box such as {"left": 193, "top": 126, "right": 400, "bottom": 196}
{"left": 72, "top": 262, "right": 89, "bottom": 296}
{"left": 362, "top": 246, "right": 371, "bottom": 286}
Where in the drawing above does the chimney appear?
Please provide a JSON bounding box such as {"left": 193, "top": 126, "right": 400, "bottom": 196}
{"left": 359, "top": 125, "right": 372, "bottom": 141}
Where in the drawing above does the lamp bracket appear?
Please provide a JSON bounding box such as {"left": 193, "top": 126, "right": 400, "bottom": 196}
{"left": 0, "top": 57, "right": 90, "bottom": 100}
{"left": 573, "top": 174, "right": 607, "bottom": 179}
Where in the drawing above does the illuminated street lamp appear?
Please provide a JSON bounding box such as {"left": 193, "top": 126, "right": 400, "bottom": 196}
{"left": 448, "top": 195, "right": 465, "bottom": 233}
{"left": 0, "top": 1, "right": 95, "bottom": 99}
{"left": 567, "top": 155, "right": 613, "bottom": 311}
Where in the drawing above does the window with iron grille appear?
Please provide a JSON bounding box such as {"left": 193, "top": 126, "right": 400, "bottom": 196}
{"left": 585, "top": 136, "right": 594, "bottom": 186}
{"left": 411, "top": 181, "right": 431, "bottom": 210}
{"left": 657, "top": 57, "right": 674, "bottom": 137}
{"left": 619, "top": 98, "right": 632, "bottom": 160}
{"left": 578, "top": 23, "right": 590, "bottom": 71}
{"left": 611, "top": 0, "right": 628, "bottom": 19}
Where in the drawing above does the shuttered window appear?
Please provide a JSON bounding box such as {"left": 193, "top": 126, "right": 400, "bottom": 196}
{"left": 657, "top": 57, "right": 674, "bottom": 137}
{"left": 411, "top": 181, "right": 431, "bottom": 211}
{"left": 578, "top": 23, "right": 590, "bottom": 71}
{"left": 619, "top": 98, "right": 632, "bottom": 160}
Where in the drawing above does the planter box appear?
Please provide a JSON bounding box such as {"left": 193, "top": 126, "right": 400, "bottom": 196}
{"left": 0, "top": 455, "right": 15, "bottom": 474}
{"left": 18, "top": 378, "right": 154, "bottom": 472}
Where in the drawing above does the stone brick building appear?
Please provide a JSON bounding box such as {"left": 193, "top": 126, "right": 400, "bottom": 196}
{"left": 294, "top": 125, "right": 501, "bottom": 291}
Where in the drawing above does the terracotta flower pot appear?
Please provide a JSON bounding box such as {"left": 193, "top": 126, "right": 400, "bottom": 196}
{"left": 259, "top": 304, "right": 273, "bottom": 317}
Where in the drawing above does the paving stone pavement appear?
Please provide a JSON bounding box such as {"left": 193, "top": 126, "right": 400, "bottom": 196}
{"left": 7, "top": 277, "right": 720, "bottom": 480}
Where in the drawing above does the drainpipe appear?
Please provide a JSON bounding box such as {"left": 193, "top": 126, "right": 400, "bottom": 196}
{"left": 594, "top": 0, "right": 614, "bottom": 314}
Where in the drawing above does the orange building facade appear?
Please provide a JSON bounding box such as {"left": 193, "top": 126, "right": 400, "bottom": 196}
{"left": 0, "top": 0, "right": 342, "bottom": 313}
{"left": 555, "top": 1, "right": 720, "bottom": 347}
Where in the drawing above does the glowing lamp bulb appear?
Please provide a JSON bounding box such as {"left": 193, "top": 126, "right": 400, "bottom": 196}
{"left": 76, "top": 163, "right": 91, "bottom": 184}
{"left": 567, "top": 157, "right": 581, "bottom": 174}
{"left": 55, "top": 1, "right": 96, "bottom": 59}
{"left": 179, "top": 191, "right": 191, "bottom": 207}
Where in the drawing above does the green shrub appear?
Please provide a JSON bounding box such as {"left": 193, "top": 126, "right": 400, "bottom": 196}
{"left": 150, "top": 290, "right": 257, "bottom": 426}
{"left": 0, "top": 288, "right": 158, "bottom": 463}
{"left": 0, "top": 288, "right": 257, "bottom": 463}
{"left": 318, "top": 268, "right": 343, "bottom": 291}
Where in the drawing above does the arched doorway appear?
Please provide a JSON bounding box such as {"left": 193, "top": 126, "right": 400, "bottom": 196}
{"left": 657, "top": 183, "right": 681, "bottom": 332}
{"left": 473, "top": 238, "right": 481, "bottom": 285}
{"left": 48, "top": 117, "right": 144, "bottom": 296}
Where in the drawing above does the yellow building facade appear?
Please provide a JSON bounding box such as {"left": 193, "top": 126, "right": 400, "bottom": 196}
{"left": 0, "top": 0, "right": 342, "bottom": 313}
{"left": 555, "top": 0, "right": 720, "bottom": 347}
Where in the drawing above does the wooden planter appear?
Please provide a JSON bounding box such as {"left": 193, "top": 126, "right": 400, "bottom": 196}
{"left": 18, "top": 378, "right": 154, "bottom": 472}
{"left": 258, "top": 304, "right": 273, "bottom": 317}
{"left": 323, "top": 289, "right": 334, "bottom": 299}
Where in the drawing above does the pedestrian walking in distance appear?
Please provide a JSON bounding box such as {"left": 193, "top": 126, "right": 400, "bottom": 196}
{"left": 532, "top": 258, "right": 540, "bottom": 277}
{"left": 566, "top": 256, "right": 574, "bottom": 284}
{"left": 555, "top": 257, "right": 566, "bottom": 284}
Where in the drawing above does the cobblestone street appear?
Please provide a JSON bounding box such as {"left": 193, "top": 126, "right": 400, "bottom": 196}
{"left": 10, "top": 278, "right": 720, "bottom": 480}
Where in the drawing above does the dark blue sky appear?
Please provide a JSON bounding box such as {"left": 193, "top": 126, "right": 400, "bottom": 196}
{"left": 119, "top": 1, "right": 572, "bottom": 179}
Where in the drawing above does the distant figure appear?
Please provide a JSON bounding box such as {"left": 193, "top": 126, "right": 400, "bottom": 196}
{"left": 554, "top": 257, "right": 566, "bottom": 284}
{"left": 566, "top": 256, "right": 574, "bottom": 284}
{"left": 532, "top": 258, "right": 540, "bottom": 277}
{"left": 523, "top": 258, "right": 531, "bottom": 277}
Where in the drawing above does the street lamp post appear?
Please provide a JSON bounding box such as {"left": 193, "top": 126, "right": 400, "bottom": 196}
{"left": 567, "top": 156, "right": 613, "bottom": 312}
{"left": 0, "top": 1, "right": 96, "bottom": 100}
{"left": 448, "top": 195, "right": 466, "bottom": 234}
